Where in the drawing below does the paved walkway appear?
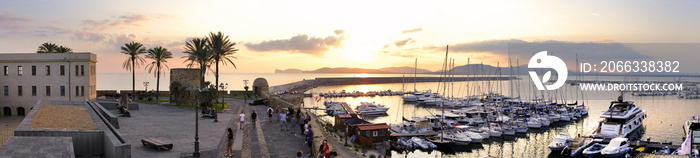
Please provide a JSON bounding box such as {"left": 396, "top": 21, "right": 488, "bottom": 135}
{"left": 0, "top": 116, "right": 24, "bottom": 147}
{"left": 113, "top": 97, "right": 355, "bottom": 158}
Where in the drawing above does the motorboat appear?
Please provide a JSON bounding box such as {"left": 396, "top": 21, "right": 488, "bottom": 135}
{"left": 514, "top": 120, "right": 528, "bottom": 133}
{"left": 582, "top": 143, "right": 606, "bottom": 158}
{"left": 558, "top": 108, "right": 571, "bottom": 122}
{"left": 324, "top": 102, "right": 347, "bottom": 115}
{"left": 461, "top": 130, "right": 484, "bottom": 143}
{"left": 355, "top": 102, "right": 390, "bottom": 115}
{"left": 402, "top": 95, "right": 418, "bottom": 102}
{"left": 548, "top": 133, "right": 573, "bottom": 151}
{"left": 437, "top": 133, "right": 471, "bottom": 146}
{"left": 593, "top": 96, "right": 646, "bottom": 138}
{"left": 600, "top": 137, "right": 632, "bottom": 158}
{"left": 561, "top": 137, "right": 593, "bottom": 157}
{"left": 411, "top": 137, "right": 437, "bottom": 149}
{"left": 527, "top": 117, "right": 542, "bottom": 128}
{"left": 684, "top": 115, "right": 700, "bottom": 145}
{"left": 398, "top": 137, "right": 414, "bottom": 149}
{"left": 502, "top": 124, "right": 516, "bottom": 136}
{"left": 489, "top": 123, "right": 503, "bottom": 137}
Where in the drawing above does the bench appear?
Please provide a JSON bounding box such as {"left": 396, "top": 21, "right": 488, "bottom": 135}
{"left": 202, "top": 110, "right": 217, "bottom": 118}
{"left": 141, "top": 138, "right": 173, "bottom": 151}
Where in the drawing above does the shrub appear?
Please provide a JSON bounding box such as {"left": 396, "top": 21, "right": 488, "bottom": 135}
{"left": 138, "top": 95, "right": 144, "bottom": 100}
{"left": 370, "top": 155, "right": 376, "bottom": 158}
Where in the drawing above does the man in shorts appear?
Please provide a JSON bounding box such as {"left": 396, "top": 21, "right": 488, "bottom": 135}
{"left": 280, "top": 111, "right": 288, "bottom": 131}
{"left": 239, "top": 111, "right": 245, "bottom": 130}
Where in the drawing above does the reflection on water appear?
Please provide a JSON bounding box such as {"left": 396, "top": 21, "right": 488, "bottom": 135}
{"left": 303, "top": 76, "right": 700, "bottom": 158}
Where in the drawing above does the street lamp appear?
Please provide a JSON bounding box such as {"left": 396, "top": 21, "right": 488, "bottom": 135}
{"left": 243, "top": 80, "right": 249, "bottom": 103}
{"left": 185, "top": 86, "right": 208, "bottom": 157}
{"left": 143, "top": 82, "right": 149, "bottom": 92}
{"left": 219, "top": 83, "right": 228, "bottom": 105}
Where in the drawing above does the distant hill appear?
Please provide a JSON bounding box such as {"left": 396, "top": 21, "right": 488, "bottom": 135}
{"left": 275, "top": 66, "right": 433, "bottom": 74}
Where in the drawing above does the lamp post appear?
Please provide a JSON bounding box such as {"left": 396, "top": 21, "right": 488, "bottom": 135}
{"left": 243, "top": 80, "right": 249, "bottom": 103}
{"left": 186, "top": 86, "right": 208, "bottom": 157}
{"left": 143, "top": 82, "right": 149, "bottom": 92}
{"left": 219, "top": 83, "right": 228, "bottom": 105}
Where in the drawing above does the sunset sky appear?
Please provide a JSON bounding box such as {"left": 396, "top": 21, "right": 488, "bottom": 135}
{"left": 1, "top": 0, "right": 699, "bottom": 73}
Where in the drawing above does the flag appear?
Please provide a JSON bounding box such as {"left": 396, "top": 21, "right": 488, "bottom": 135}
{"left": 680, "top": 130, "right": 692, "bottom": 155}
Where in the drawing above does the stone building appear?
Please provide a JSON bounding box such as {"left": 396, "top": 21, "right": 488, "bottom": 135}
{"left": 0, "top": 53, "right": 97, "bottom": 117}
{"left": 253, "top": 78, "right": 268, "bottom": 99}
{"left": 169, "top": 68, "right": 201, "bottom": 105}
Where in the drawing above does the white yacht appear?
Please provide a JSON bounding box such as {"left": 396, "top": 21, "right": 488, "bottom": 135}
{"left": 600, "top": 137, "right": 632, "bottom": 158}
{"left": 438, "top": 132, "right": 471, "bottom": 146}
{"left": 402, "top": 95, "right": 418, "bottom": 102}
{"left": 527, "top": 117, "right": 542, "bottom": 128}
{"left": 489, "top": 123, "right": 503, "bottom": 137}
{"left": 684, "top": 115, "right": 700, "bottom": 145}
{"left": 593, "top": 96, "right": 646, "bottom": 139}
{"left": 548, "top": 133, "right": 573, "bottom": 151}
{"left": 355, "top": 102, "right": 390, "bottom": 115}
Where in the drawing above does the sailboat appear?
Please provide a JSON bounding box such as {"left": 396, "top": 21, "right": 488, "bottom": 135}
{"left": 402, "top": 58, "right": 420, "bottom": 102}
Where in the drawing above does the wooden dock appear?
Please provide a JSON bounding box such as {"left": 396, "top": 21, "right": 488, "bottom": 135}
{"left": 340, "top": 102, "right": 357, "bottom": 116}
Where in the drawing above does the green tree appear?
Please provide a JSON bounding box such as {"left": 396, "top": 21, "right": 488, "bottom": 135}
{"left": 145, "top": 46, "right": 173, "bottom": 100}
{"left": 183, "top": 37, "right": 213, "bottom": 87}
{"left": 121, "top": 41, "right": 147, "bottom": 100}
{"left": 37, "top": 42, "right": 59, "bottom": 53}
{"left": 206, "top": 31, "right": 238, "bottom": 108}
{"left": 55, "top": 46, "right": 73, "bottom": 53}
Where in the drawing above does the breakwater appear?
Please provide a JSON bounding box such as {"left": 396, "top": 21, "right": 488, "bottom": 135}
{"left": 270, "top": 76, "right": 517, "bottom": 93}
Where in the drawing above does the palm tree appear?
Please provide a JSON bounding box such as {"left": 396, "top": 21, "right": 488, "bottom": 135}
{"left": 145, "top": 46, "right": 173, "bottom": 100}
{"left": 121, "top": 41, "right": 147, "bottom": 100}
{"left": 183, "top": 37, "right": 213, "bottom": 87}
{"left": 207, "top": 31, "right": 238, "bottom": 109}
{"left": 56, "top": 46, "right": 73, "bottom": 53}
{"left": 37, "top": 42, "right": 59, "bottom": 53}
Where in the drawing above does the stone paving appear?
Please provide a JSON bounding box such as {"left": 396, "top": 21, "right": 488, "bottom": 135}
{"left": 115, "top": 101, "right": 234, "bottom": 158}
{"left": 0, "top": 116, "right": 24, "bottom": 148}
{"left": 0, "top": 136, "right": 74, "bottom": 158}
{"left": 112, "top": 97, "right": 355, "bottom": 158}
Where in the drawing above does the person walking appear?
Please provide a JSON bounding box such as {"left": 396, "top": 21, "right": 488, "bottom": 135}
{"left": 275, "top": 108, "right": 280, "bottom": 122}
{"left": 267, "top": 107, "right": 273, "bottom": 121}
{"left": 291, "top": 115, "right": 297, "bottom": 134}
{"left": 239, "top": 112, "right": 245, "bottom": 130}
{"left": 306, "top": 124, "right": 314, "bottom": 157}
{"left": 299, "top": 114, "right": 306, "bottom": 134}
{"left": 280, "top": 110, "right": 288, "bottom": 131}
{"left": 251, "top": 110, "right": 258, "bottom": 128}
{"left": 226, "top": 128, "right": 233, "bottom": 156}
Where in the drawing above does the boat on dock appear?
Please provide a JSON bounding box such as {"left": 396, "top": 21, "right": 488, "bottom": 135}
{"left": 593, "top": 95, "right": 646, "bottom": 139}
{"left": 355, "top": 102, "right": 389, "bottom": 115}
{"left": 600, "top": 137, "right": 632, "bottom": 158}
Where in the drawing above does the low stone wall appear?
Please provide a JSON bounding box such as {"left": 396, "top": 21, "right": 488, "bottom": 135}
{"left": 96, "top": 102, "right": 139, "bottom": 111}
{"left": 98, "top": 90, "right": 251, "bottom": 97}
{"left": 14, "top": 100, "right": 131, "bottom": 158}
{"left": 90, "top": 102, "right": 119, "bottom": 129}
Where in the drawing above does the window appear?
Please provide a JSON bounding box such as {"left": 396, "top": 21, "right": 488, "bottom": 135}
{"left": 46, "top": 86, "right": 51, "bottom": 96}
{"left": 31, "top": 86, "right": 36, "bottom": 96}
{"left": 75, "top": 65, "right": 79, "bottom": 76}
{"left": 365, "top": 131, "right": 370, "bottom": 137}
{"left": 80, "top": 65, "right": 84, "bottom": 76}
{"left": 18, "top": 86, "right": 22, "bottom": 96}
{"left": 81, "top": 86, "right": 84, "bottom": 96}
{"left": 3, "top": 86, "right": 7, "bottom": 96}
{"left": 75, "top": 86, "right": 79, "bottom": 96}
{"left": 380, "top": 130, "right": 386, "bottom": 136}
{"left": 31, "top": 66, "right": 36, "bottom": 76}
{"left": 60, "top": 86, "right": 65, "bottom": 96}
{"left": 45, "top": 65, "right": 50, "bottom": 76}
{"left": 373, "top": 131, "right": 378, "bottom": 137}
{"left": 60, "top": 65, "right": 65, "bottom": 76}
{"left": 17, "top": 66, "right": 22, "bottom": 76}
{"left": 3, "top": 66, "right": 7, "bottom": 76}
